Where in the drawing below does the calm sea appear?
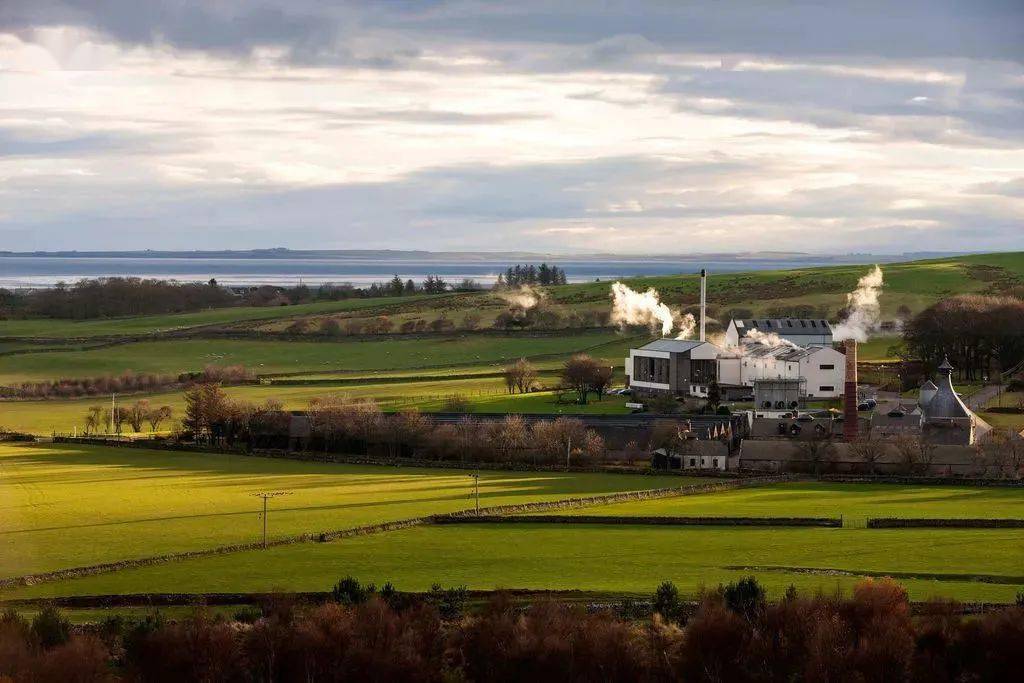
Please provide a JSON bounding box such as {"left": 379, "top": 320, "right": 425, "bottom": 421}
{"left": 0, "top": 255, "right": 876, "bottom": 288}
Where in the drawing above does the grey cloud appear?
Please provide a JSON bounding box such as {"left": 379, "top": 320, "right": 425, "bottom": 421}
{"left": 6, "top": 154, "right": 1019, "bottom": 253}
{"left": 4, "top": 1, "right": 1022, "bottom": 64}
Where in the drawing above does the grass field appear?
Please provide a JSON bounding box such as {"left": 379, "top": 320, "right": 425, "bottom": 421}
{"left": 0, "top": 442, "right": 701, "bottom": 578}
{"left": 0, "top": 295, "right": 448, "bottom": 339}
{"left": 0, "top": 332, "right": 633, "bottom": 384}
{"left": 541, "top": 482, "right": 1024, "bottom": 521}
{"left": 8, "top": 524, "right": 1023, "bottom": 604}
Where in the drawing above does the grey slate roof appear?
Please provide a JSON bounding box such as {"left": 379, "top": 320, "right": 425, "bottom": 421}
{"left": 734, "top": 318, "right": 833, "bottom": 336}
{"left": 923, "top": 358, "right": 971, "bottom": 420}
{"left": 638, "top": 339, "right": 705, "bottom": 353}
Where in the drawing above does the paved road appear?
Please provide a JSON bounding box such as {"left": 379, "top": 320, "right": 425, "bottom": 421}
{"left": 964, "top": 384, "right": 1001, "bottom": 411}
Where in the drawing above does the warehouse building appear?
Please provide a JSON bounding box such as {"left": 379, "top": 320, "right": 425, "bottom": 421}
{"left": 724, "top": 318, "right": 834, "bottom": 348}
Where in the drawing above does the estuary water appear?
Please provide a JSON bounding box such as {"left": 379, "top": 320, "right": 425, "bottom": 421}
{"left": 0, "top": 254, "right": 887, "bottom": 288}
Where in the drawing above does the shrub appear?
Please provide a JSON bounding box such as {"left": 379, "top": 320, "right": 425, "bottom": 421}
{"left": 427, "top": 584, "right": 468, "bottom": 620}
{"left": 653, "top": 580, "right": 684, "bottom": 623}
{"left": 723, "top": 576, "right": 766, "bottom": 620}
{"left": 331, "top": 576, "right": 374, "bottom": 605}
{"left": 31, "top": 604, "right": 70, "bottom": 649}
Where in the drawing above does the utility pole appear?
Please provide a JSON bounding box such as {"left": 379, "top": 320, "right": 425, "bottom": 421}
{"left": 109, "top": 393, "right": 116, "bottom": 435}
{"left": 469, "top": 473, "right": 480, "bottom": 515}
{"left": 252, "top": 491, "right": 291, "bottom": 549}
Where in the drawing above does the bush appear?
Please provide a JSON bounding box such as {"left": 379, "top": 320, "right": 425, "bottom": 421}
{"left": 31, "top": 604, "right": 70, "bottom": 649}
{"left": 653, "top": 580, "right": 684, "bottom": 622}
{"left": 427, "top": 584, "right": 468, "bottom": 620}
{"left": 723, "top": 576, "right": 766, "bottom": 620}
{"left": 331, "top": 576, "right": 374, "bottom": 605}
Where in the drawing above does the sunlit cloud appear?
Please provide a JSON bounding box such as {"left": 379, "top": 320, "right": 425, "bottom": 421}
{"left": 0, "top": 1, "right": 1021, "bottom": 253}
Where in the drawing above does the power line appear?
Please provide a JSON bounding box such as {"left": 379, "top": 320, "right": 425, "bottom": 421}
{"left": 252, "top": 491, "right": 291, "bottom": 549}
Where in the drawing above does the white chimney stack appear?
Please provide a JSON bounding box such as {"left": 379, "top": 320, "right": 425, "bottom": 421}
{"left": 699, "top": 268, "right": 707, "bottom": 342}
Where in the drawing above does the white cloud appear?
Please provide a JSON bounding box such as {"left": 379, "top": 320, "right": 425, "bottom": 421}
{"left": 0, "top": 2, "right": 1021, "bottom": 253}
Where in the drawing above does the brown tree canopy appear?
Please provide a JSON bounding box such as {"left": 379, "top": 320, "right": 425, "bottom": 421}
{"left": 903, "top": 295, "right": 1024, "bottom": 380}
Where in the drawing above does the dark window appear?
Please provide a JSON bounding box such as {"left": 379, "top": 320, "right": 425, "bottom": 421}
{"left": 810, "top": 320, "right": 817, "bottom": 327}
{"left": 786, "top": 320, "right": 793, "bottom": 327}
{"left": 689, "top": 458, "right": 696, "bottom": 467}
{"left": 819, "top": 364, "right": 834, "bottom": 370}
{"left": 799, "top": 320, "right": 806, "bottom": 327}
{"left": 713, "top": 459, "right": 719, "bottom": 468}
{"left": 819, "top": 385, "right": 834, "bottom": 392}
{"left": 766, "top": 320, "right": 773, "bottom": 327}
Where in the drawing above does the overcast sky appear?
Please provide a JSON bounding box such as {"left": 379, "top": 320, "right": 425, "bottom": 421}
{"left": 1, "top": 1, "right": 1022, "bottom": 254}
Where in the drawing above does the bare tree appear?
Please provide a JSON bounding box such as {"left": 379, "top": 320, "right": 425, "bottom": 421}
{"left": 503, "top": 358, "right": 538, "bottom": 394}
{"left": 975, "top": 429, "right": 1024, "bottom": 479}
{"left": 795, "top": 436, "right": 836, "bottom": 477}
{"left": 562, "top": 354, "right": 602, "bottom": 404}
{"left": 894, "top": 434, "right": 937, "bottom": 475}
{"left": 848, "top": 433, "right": 887, "bottom": 475}
{"left": 125, "top": 400, "right": 150, "bottom": 433}
{"left": 83, "top": 405, "right": 103, "bottom": 435}
{"left": 146, "top": 405, "right": 174, "bottom": 432}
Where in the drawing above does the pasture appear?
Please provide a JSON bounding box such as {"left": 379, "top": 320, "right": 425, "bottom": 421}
{"left": 542, "top": 482, "right": 1024, "bottom": 521}
{"left": 0, "top": 331, "right": 632, "bottom": 384}
{"left": 0, "top": 295, "right": 438, "bottom": 339}
{"left": 9, "top": 523, "right": 1023, "bottom": 604}
{"left": 0, "top": 442, "right": 700, "bottom": 578}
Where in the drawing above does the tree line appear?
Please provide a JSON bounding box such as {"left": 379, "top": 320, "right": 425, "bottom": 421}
{"left": 495, "top": 263, "right": 567, "bottom": 287}
{"left": 0, "top": 275, "right": 463, "bottom": 321}
{"left": 903, "top": 294, "right": 1024, "bottom": 380}
{"left": 5, "top": 365, "right": 254, "bottom": 400}
{"left": 180, "top": 385, "right": 606, "bottom": 464}
{"left": 2, "top": 577, "right": 1021, "bottom": 681}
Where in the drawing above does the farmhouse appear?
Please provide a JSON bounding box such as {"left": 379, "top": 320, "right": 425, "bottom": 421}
{"left": 724, "top": 318, "right": 834, "bottom": 348}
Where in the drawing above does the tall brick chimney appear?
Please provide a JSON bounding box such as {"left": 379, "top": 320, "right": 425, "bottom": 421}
{"left": 843, "top": 339, "right": 859, "bottom": 441}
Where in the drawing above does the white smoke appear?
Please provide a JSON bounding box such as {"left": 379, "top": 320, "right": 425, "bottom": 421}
{"left": 741, "top": 329, "right": 799, "bottom": 349}
{"left": 609, "top": 282, "right": 695, "bottom": 338}
{"left": 497, "top": 285, "right": 545, "bottom": 310}
{"left": 833, "top": 265, "right": 884, "bottom": 342}
{"left": 674, "top": 313, "right": 696, "bottom": 340}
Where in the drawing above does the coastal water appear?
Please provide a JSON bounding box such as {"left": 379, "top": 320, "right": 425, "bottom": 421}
{"left": 0, "top": 254, "right": 883, "bottom": 288}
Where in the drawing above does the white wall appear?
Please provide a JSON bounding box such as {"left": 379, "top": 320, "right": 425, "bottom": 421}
{"left": 799, "top": 346, "right": 846, "bottom": 398}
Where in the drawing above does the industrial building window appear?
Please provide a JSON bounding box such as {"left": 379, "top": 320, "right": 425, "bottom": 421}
{"left": 713, "top": 459, "right": 719, "bottom": 468}
{"left": 819, "top": 364, "right": 834, "bottom": 370}
{"left": 819, "top": 385, "right": 834, "bottom": 392}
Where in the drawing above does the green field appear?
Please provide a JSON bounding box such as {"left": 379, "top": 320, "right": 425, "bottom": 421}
{"left": 0, "top": 332, "right": 633, "bottom": 385}
{"left": 0, "top": 442, "right": 700, "bottom": 578}
{"left": 4, "top": 444, "right": 1024, "bottom": 604}
{"left": 9, "top": 524, "right": 1023, "bottom": 604}
{"left": 541, "top": 482, "right": 1024, "bottom": 521}
{"left": 0, "top": 295, "right": 445, "bottom": 339}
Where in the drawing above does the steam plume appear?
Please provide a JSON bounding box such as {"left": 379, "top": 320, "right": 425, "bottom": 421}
{"left": 742, "top": 329, "right": 799, "bottom": 349}
{"left": 674, "top": 313, "right": 696, "bottom": 340}
{"left": 497, "top": 285, "right": 545, "bottom": 310}
{"left": 833, "top": 265, "right": 884, "bottom": 342}
{"left": 610, "top": 282, "right": 694, "bottom": 338}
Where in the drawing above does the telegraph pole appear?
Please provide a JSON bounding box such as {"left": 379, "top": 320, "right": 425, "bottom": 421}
{"left": 469, "top": 473, "right": 480, "bottom": 515}
{"left": 252, "top": 491, "right": 291, "bottom": 548}
{"left": 109, "top": 393, "right": 116, "bottom": 435}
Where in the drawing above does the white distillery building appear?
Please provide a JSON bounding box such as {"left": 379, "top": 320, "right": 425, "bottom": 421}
{"left": 724, "top": 318, "right": 834, "bottom": 348}
{"left": 718, "top": 344, "right": 847, "bottom": 399}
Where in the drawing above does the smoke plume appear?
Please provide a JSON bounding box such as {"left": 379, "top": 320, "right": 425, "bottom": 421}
{"left": 497, "top": 285, "right": 545, "bottom": 310}
{"left": 833, "top": 265, "right": 884, "bottom": 342}
{"left": 741, "top": 329, "right": 799, "bottom": 349}
{"left": 610, "top": 282, "right": 694, "bottom": 338}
